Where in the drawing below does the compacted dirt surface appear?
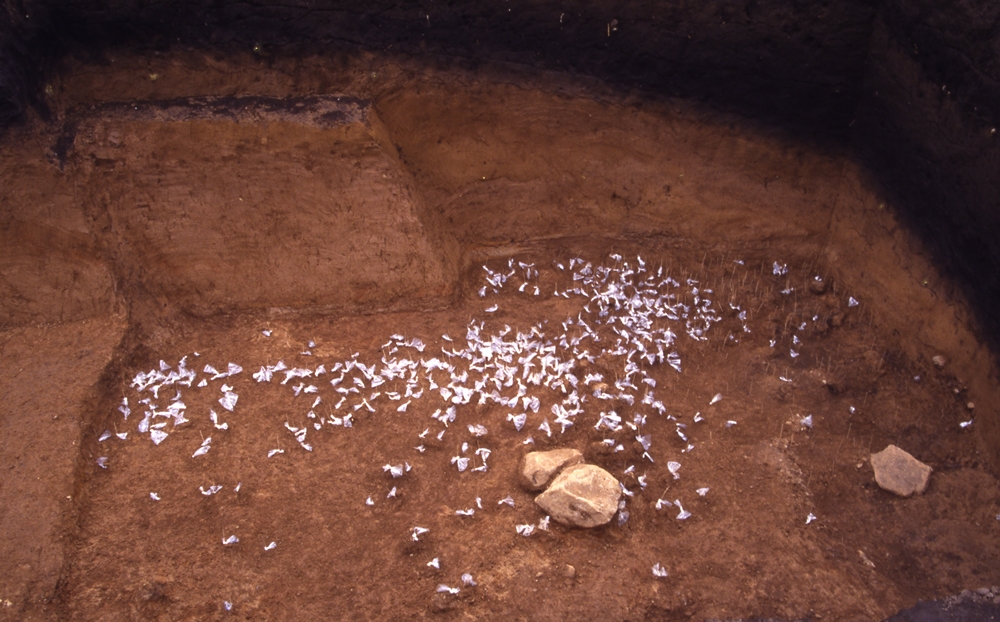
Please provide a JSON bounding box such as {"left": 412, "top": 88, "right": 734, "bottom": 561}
{"left": 1, "top": 51, "right": 999, "bottom": 621}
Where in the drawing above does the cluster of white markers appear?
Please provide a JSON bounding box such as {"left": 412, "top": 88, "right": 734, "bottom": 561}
{"left": 99, "top": 253, "right": 852, "bottom": 603}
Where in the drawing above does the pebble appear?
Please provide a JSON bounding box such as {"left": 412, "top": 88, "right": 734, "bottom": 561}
{"left": 520, "top": 448, "right": 585, "bottom": 491}
{"left": 432, "top": 593, "right": 458, "bottom": 612}
{"left": 808, "top": 276, "right": 827, "bottom": 294}
{"left": 932, "top": 355, "right": 946, "bottom": 368}
{"left": 870, "top": 445, "right": 932, "bottom": 497}
{"left": 535, "top": 464, "right": 622, "bottom": 528}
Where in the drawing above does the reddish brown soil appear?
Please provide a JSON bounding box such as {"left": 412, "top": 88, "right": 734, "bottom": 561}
{"left": 1, "top": 52, "right": 998, "bottom": 621}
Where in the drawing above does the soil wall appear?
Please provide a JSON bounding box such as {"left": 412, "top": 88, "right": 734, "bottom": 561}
{"left": 851, "top": 0, "right": 1000, "bottom": 353}
{"left": 1, "top": 2, "right": 996, "bottom": 341}
{"left": 0, "top": 132, "right": 116, "bottom": 326}
{"left": 35, "top": 0, "right": 874, "bottom": 135}
{"left": 68, "top": 97, "right": 455, "bottom": 318}
{"left": 848, "top": 0, "right": 1000, "bottom": 479}
{"left": 0, "top": 0, "right": 876, "bottom": 330}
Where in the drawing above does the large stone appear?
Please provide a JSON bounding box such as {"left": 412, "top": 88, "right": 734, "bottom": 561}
{"left": 870, "top": 445, "right": 932, "bottom": 497}
{"left": 535, "top": 464, "right": 622, "bottom": 528}
{"left": 520, "top": 448, "right": 584, "bottom": 491}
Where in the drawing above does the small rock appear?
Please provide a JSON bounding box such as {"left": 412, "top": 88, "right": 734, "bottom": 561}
{"left": 562, "top": 564, "right": 576, "bottom": 579}
{"left": 431, "top": 593, "right": 458, "bottom": 612}
{"left": 520, "top": 448, "right": 584, "bottom": 491}
{"left": 141, "top": 581, "right": 169, "bottom": 602}
{"left": 535, "top": 464, "right": 622, "bottom": 528}
{"left": 870, "top": 445, "right": 932, "bottom": 497}
{"left": 967, "top": 402, "right": 975, "bottom": 411}
{"left": 932, "top": 355, "right": 946, "bottom": 368}
{"left": 808, "top": 277, "right": 827, "bottom": 294}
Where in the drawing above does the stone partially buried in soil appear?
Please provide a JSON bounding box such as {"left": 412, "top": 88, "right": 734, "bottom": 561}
{"left": 535, "top": 464, "right": 622, "bottom": 528}
{"left": 871, "top": 445, "right": 933, "bottom": 497}
{"left": 520, "top": 448, "right": 585, "bottom": 491}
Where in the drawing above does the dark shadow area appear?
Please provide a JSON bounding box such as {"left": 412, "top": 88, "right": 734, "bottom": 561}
{"left": 884, "top": 594, "right": 1000, "bottom": 622}
{"left": 0, "top": 1, "right": 48, "bottom": 125}
{"left": 851, "top": 2, "right": 1000, "bottom": 359}
{"left": 5, "top": 0, "right": 876, "bottom": 137}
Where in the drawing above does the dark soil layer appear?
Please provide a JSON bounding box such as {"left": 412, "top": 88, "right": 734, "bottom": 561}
{"left": 4, "top": 0, "right": 876, "bottom": 134}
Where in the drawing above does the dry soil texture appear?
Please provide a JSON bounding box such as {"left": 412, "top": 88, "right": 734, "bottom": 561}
{"left": 1, "top": 53, "right": 998, "bottom": 621}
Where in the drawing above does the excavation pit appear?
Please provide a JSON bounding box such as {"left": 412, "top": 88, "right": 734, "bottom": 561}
{"left": 1, "top": 16, "right": 998, "bottom": 621}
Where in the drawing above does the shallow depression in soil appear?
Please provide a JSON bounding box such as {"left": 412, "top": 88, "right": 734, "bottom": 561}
{"left": 78, "top": 248, "right": 998, "bottom": 621}
{"left": 19, "top": 56, "right": 996, "bottom": 621}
